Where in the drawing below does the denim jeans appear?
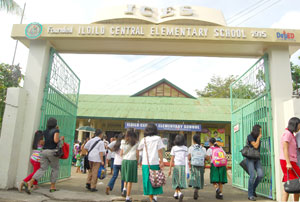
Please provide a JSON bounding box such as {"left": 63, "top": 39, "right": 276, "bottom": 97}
{"left": 107, "top": 165, "right": 124, "bottom": 192}
{"left": 247, "top": 159, "right": 264, "bottom": 197}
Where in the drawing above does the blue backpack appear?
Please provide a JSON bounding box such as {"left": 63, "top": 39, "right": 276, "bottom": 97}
{"left": 191, "top": 145, "right": 206, "bottom": 166}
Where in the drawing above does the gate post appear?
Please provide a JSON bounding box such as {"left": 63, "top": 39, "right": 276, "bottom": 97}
{"left": 267, "top": 46, "right": 293, "bottom": 201}
{"left": 16, "top": 40, "right": 51, "bottom": 187}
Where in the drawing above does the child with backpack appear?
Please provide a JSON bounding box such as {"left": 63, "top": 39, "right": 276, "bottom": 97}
{"left": 18, "top": 130, "right": 44, "bottom": 192}
{"left": 206, "top": 138, "right": 228, "bottom": 200}
{"left": 188, "top": 134, "right": 207, "bottom": 200}
{"left": 168, "top": 134, "right": 188, "bottom": 202}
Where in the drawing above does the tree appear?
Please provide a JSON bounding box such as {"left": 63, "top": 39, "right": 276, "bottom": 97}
{"left": 0, "top": 0, "right": 22, "bottom": 14}
{"left": 0, "top": 63, "right": 23, "bottom": 130}
{"left": 195, "top": 75, "right": 258, "bottom": 99}
{"left": 291, "top": 59, "right": 300, "bottom": 95}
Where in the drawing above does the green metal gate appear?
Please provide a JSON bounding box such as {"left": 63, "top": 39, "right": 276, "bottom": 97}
{"left": 39, "top": 48, "right": 80, "bottom": 183}
{"left": 230, "top": 54, "right": 275, "bottom": 199}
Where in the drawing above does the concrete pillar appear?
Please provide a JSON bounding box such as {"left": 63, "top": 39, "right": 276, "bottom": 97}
{"left": 77, "top": 119, "right": 84, "bottom": 142}
{"left": 15, "top": 40, "right": 51, "bottom": 187}
{"left": 267, "top": 46, "right": 293, "bottom": 201}
{"left": 0, "top": 88, "right": 27, "bottom": 189}
{"left": 139, "top": 130, "right": 144, "bottom": 140}
{"left": 191, "top": 131, "right": 196, "bottom": 145}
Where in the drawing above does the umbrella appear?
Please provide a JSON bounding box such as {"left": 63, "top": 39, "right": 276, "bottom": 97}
{"left": 76, "top": 126, "right": 96, "bottom": 133}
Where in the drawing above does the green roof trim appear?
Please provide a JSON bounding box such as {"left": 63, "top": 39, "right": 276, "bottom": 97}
{"left": 77, "top": 95, "right": 231, "bottom": 123}
{"left": 131, "top": 78, "right": 196, "bottom": 99}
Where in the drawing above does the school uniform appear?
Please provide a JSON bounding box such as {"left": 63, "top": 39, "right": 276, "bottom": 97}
{"left": 188, "top": 144, "right": 206, "bottom": 189}
{"left": 170, "top": 145, "right": 188, "bottom": 190}
{"left": 207, "top": 147, "right": 228, "bottom": 184}
{"left": 121, "top": 140, "right": 139, "bottom": 183}
{"left": 138, "top": 136, "right": 165, "bottom": 196}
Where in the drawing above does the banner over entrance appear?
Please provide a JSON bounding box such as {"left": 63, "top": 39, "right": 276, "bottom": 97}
{"left": 125, "top": 122, "right": 202, "bottom": 132}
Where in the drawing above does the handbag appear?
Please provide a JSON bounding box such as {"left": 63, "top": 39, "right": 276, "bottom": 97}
{"left": 144, "top": 138, "right": 166, "bottom": 188}
{"left": 240, "top": 140, "right": 260, "bottom": 160}
{"left": 54, "top": 141, "right": 64, "bottom": 158}
{"left": 97, "top": 165, "right": 106, "bottom": 180}
{"left": 239, "top": 158, "right": 249, "bottom": 174}
{"left": 284, "top": 168, "right": 300, "bottom": 193}
{"left": 60, "top": 141, "right": 70, "bottom": 159}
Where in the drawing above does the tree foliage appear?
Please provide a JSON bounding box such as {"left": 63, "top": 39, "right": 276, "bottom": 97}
{"left": 291, "top": 58, "right": 300, "bottom": 94}
{"left": 0, "top": 0, "right": 22, "bottom": 14}
{"left": 0, "top": 63, "right": 23, "bottom": 129}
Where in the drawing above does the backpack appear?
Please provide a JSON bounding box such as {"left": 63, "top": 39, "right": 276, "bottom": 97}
{"left": 211, "top": 146, "right": 227, "bottom": 167}
{"left": 191, "top": 145, "right": 206, "bottom": 166}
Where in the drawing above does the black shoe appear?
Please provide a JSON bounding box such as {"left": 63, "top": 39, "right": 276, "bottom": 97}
{"left": 122, "top": 189, "right": 127, "bottom": 197}
{"left": 90, "top": 188, "right": 98, "bottom": 192}
{"left": 85, "top": 183, "right": 91, "bottom": 190}
{"left": 248, "top": 196, "right": 256, "bottom": 201}
{"left": 173, "top": 195, "right": 178, "bottom": 199}
{"left": 179, "top": 193, "right": 184, "bottom": 202}
{"left": 152, "top": 199, "right": 157, "bottom": 202}
{"left": 194, "top": 189, "right": 198, "bottom": 200}
{"left": 125, "top": 199, "right": 132, "bottom": 202}
{"left": 216, "top": 194, "right": 223, "bottom": 200}
{"left": 253, "top": 192, "right": 257, "bottom": 197}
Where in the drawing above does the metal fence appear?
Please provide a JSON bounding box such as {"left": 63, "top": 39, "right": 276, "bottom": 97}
{"left": 230, "top": 54, "right": 275, "bottom": 199}
{"left": 39, "top": 48, "right": 80, "bottom": 183}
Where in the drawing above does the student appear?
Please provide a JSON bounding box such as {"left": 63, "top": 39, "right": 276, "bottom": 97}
{"left": 280, "top": 117, "right": 300, "bottom": 202}
{"left": 168, "top": 134, "right": 188, "bottom": 202}
{"left": 296, "top": 131, "right": 300, "bottom": 168}
{"left": 138, "top": 123, "right": 164, "bottom": 202}
{"left": 120, "top": 128, "right": 139, "bottom": 202}
{"left": 108, "top": 136, "right": 117, "bottom": 175}
{"left": 84, "top": 129, "right": 106, "bottom": 192}
{"left": 106, "top": 133, "right": 125, "bottom": 195}
{"left": 206, "top": 138, "right": 227, "bottom": 200}
{"left": 188, "top": 134, "right": 206, "bottom": 200}
{"left": 76, "top": 150, "right": 82, "bottom": 173}
{"left": 19, "top": 130, "right": 44, "bottom": 192}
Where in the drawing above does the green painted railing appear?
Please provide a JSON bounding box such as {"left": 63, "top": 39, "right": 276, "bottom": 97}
{"left": 230, "top": 54, "right": 275, "bottom": 200}
{"left": 39, "top": 48, "right": 80, "bottom": 183}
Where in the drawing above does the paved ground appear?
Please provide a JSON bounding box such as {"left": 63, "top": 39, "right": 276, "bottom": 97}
{"left": 0, "top": 166, "right": 273, "bottom": 202}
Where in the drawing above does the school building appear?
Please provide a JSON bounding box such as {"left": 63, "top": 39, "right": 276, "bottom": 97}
{"left": 75, "top": 78, "right": 231, "bottom": 153}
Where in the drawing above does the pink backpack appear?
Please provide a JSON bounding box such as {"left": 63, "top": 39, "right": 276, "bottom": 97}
{"left": 211, "top": 146, "right": 227, "bottom": 167}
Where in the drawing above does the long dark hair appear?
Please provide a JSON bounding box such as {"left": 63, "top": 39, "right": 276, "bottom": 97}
{"left": 209, "top": 137, "right": 219, "bottom": 147}
{"left": 113, "top": 133, "right": 125, "bottom": 152}
{"left": 144, "top": 123, "right": 157, "bottom": 137}
{"left": 125, "top": 128, "right": 138, "bottom": 146}
{"left": 287, "top": 117, "right": 300, "bottom": 133}
{"left": 251, "top": 125, "right": 261, "bottom": 138}
{"left": 32, "top": 130, "right": 43, "bottom": 149}
{"left": 46, "top": 118, "right": 57, "bottom": 130}
{"left": 174, "top": 134, "right": 185, "bottom": 146}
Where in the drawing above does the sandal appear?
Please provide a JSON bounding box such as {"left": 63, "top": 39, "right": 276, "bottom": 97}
{"left": 24, "top": 182, "right": 31, "bottom": 195}
{"left": 49, "top": 188, "right": 59, "bottom": 193}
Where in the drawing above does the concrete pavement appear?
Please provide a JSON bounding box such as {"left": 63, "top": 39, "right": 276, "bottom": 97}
{"left": 0, "top": 167, "right": 273, "bottom": 202}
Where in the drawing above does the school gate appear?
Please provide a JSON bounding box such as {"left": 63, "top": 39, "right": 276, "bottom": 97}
{"left": 231, "top": 55, "right": 275, "bottom": 199}
{"left": 1, "top": 5, "right": 300, "bottom": 201}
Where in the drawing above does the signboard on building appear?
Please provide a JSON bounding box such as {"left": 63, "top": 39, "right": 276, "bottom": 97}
{"left": 201, "top": 128, "right": 225, "bottom": 147}
{"left": 125, "top": 122, "right": 201, "bottom": 132}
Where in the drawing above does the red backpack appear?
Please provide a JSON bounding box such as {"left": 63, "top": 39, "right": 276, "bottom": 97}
{"left": 60, "top": 142, "right": 70, "bottom": 159}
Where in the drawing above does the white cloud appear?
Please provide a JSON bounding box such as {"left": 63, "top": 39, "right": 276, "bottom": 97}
{"left": 271, "top": 11, "right": 300, "bottom": 29}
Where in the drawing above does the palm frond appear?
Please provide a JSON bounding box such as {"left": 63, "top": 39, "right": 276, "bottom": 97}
{"left": 0, "top": 0, "right": 22, "bottom": 15}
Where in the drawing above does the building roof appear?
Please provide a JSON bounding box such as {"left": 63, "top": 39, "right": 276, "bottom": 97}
{"left": 77, "top": 95, "right": 231, "bottom": 123}
{"left": 131, "top": 78, "right": 196, "bottom": 99}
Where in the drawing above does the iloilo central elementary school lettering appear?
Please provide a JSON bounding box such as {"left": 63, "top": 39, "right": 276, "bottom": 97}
{"left": 1, "top": 3, "right": 300, "bottom": 202}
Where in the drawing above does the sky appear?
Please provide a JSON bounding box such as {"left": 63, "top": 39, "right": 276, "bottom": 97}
{"left": 1, "top": 0, "right": 300, "bottom": 96}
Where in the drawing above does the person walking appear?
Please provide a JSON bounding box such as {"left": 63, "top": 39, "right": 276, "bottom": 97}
{"left": 120, "top": 128, "right": 139, "bottom": 202}
{"left": 106, "top": 133, "right": 125, "bottom": 195}
{"left": 138, "top": 123, "right": 165, "bottom": 202}
{"left": 188, "top": 133, "right": 206, "bottom": 200}
{"left": 280, "top": 117, "right": 300, "bottom": 202}
{"left": 246, "top": 125, "right": 264, "bottom": 201}
{"left": 168, "top": 134, "right": 188, "bottom": 202}
{"left": 18, "top": 130, "right": 44, "bottom": 192}
{"left": 26, "top": 118, "right": 63, "bottom": 194}
{"left": 108, "top": 136, "right": 117, "bottom": 175}
{"left": 84, "top": 129, "right": 106, "bottom": 192}
{"left": 206, "top": 138, "right": 228, "bottom": 200}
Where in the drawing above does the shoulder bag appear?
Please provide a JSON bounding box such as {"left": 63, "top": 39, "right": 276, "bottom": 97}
{"left": 144, "top": 138, "right": 166, "bottom": 188}
{"left": 284, "top": 168, "right": 300, "bottom": 193}
{"left": 240, "top": 139, "right": 260, "bottom": 160}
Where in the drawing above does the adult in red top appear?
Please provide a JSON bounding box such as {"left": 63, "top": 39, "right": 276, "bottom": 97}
{"left": 280, "top": 117, "right": 300, "bottom": 202}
